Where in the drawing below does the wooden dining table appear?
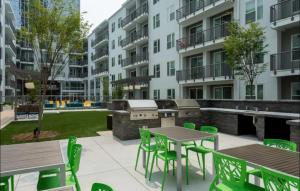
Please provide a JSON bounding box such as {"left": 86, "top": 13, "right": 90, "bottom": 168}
{"left": 145, "top": 126, "right": 219, "bottom": 191}
{"left": 0, "top": 141, "right": 66, "bottom": 186}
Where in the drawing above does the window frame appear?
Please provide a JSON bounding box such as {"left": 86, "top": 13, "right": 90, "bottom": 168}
{"left": 291, "top": 33, "right": 300, "bottom": 61}
{"left": 153, "top": 89, "right": 160, "bottom": 100}
{"left": 167, "top": 61, "right": 175, "bottom": 76}
{"left": 167, "top": 89, "right": 175, "bottom": 99}
{"left": 112, "top": 22, "right": 115, "bottom": 32}
{"left": 111, "top": 57, "right": 115, "bottom": 67}
{"left": 213, "top": 86, "right": 233, "bottom": 99}
{"left": 153, "top": 39, "right": 160, "bottom": 53}
{"left": 291, "top": 82, "right": 300, "bottom": 100}
{"left": 154, "top": 64, "right": 160, "bottom": 78}
{"left": 153, "top": 14, "right": 160, "bottom": 29}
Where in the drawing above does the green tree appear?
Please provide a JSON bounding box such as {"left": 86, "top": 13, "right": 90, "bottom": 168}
{"left": 224, "top": 22, "right": 267, "bottom": 99}
{"left": 112, "top": 85, "right": 123, "bottom": 99}
{"left": 20, "top": 0, "right": 90, "bottom": 131}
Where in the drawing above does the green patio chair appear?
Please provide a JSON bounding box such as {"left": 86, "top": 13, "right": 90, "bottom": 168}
{"left": 261, "top": 167, "right": 300, "bottom": 191}
{"left": 247, "top": 139, "right": 297, "bottom": 182}
{"left": 0, "top": 176, "right": 14, "bottom": 191}
{"left": 37, "top": 144, "right": 82, "bottom": 191}
{"left": 134, "top": 128, "right": 157, "bottom": 178}
{"left": 209, "top": 152, "right": 264, "bottom": 191}
{"left": 186, "top": 125, "right": 218, "bottom": 180}
{"left": 91, "top": 183, "right": 113, "bottom": 191}
{"left": 39, "top": 136, "right": 77, "bottom": 176}
{"left": 149, "top": 134, "right": 189, "bottom": 191}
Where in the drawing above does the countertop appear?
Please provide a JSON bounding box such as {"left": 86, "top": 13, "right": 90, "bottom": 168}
{"left": 286, "top": 119, "right": 300, "bottom": 126}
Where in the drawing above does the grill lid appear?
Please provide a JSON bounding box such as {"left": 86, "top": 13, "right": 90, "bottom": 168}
{"left": 173, "top": 99, "right": 200, "bottom": 109}
{"left": 127, "top": 100, "right": 158, "bottom": 111}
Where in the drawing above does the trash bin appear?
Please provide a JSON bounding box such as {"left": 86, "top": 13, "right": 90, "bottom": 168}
{"left": 107, "top": 114, "right": 113, "bottom": 130}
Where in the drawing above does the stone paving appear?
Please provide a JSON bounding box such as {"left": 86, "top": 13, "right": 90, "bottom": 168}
{"left": 13, "top": 131, "right": 260, "bottom": 191}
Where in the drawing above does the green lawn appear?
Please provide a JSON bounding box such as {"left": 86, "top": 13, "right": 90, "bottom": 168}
{"left": 0, "top": 111, "right": 111, "bottom": 145}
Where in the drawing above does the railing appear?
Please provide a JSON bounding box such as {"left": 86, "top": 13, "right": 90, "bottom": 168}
{"left": 5, "top": 16, "right": 16, "bottom": 33}
{"left": 121, "top": 30, "right": 148, "bottom": 47}
{"left": 92, "top": 49, "right": 108, "bottom": 61}
{"left": 121, "top": 3, "right": 148, "bottom": 27}
{"left": 20, "top": 56, "right": 34, "bottom": 62}
{"left": 270, "top": 0, "right": 300, "bottom": 22}
{"left": 270, "top": 49, "right": 300, "bottom": 73}
{"left": 5, "top": 79, "right": 16, "bottom": 87}
{"left": 176, "top": 64, "right": 232, "bottom": 81}
{"left": 92, "top": 67, "right": 109, "bottom": 75}
{"left": 91, "top": 33, "right": 109, "bottom": 47}
{"left": 69, "top": 61, "right": 88, "bottom": 66}
{"left": 176, "top": 23, "right": 230, "bottom": 51}
{"left": 122, "top": 53, "right": 149, "bottom": 67}
{"left": 68, "top": 73, "right": 88, "bottom": 78}
{"left": 176, "top": 0, "right": 221, "bottom": 20}
{"left": 5, "top": 39, "right": 16, "bottom": 53}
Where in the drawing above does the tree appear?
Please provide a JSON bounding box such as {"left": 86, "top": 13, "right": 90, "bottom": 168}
{"left": 112, "top": 85, "right": 123, "bottom": 99}
{"left": 224, "top": 22, "right": 267, "bottom": 99}
{"left": 20, "top": 0, "right": 90, "bottom": 132}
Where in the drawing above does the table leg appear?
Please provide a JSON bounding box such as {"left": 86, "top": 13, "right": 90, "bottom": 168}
{"left": 59, "top": 165, "right": 66, "bottom": 186}
{"left": 212, "top": 135, "right": 219, "bottom": 176}
{"left": 176, "top": 142, "right": 182, "bottom": 191}
{"left": 142, "top": 150, "right": 146, "bottom": 168}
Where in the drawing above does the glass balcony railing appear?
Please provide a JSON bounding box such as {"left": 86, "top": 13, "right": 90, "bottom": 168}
{"left": 121, "top": 53, "right": 149, "bottom": 67}
{"left": 92, "top": 66, "right": 109, "bottom": 75}
{"left": 121, "top": 30, "right": 148, "bottom": 47}
{"left": 121, "top": 3, "right": 148, "bottom": 27}
{"left": 91, "top": 33, "right": 109, "bottom": 47}
{"left": 91, "top": 49, "right": 108, "bottom": 61}
{"left": 270, "top": 49, "right": 300, "bottom": 73}
{"left": 270, "top": 0, "right": 300, "bottom": 22}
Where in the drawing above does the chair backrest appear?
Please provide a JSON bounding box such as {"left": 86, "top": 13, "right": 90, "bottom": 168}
{"left": 67, "top": 136, "right": 77, "bottom": 160}
{"left": 263, "top": 139, "right": 297, "bottom": 152}
{"left": 261, "top": 167, "right": 299, "bottom": 191}
{"left": 139, "top": 128, "right": 151, "bottom": 146}
{"left": 154, "top": 134, "right": 168, "bottom": 154}
{"left": 213, "top": 152, "right": 247, "bottom": 187}
{"left": 70, "top": 144, "right": 82, "bottom": 174}
{"left": 183, "top": 122, "right": 196, "bottom": 130}
{"left": 200, "top": 125, "right": 218, "bottom": 143}
{"left": 91, "top": 183, "right": 114, "bottom": 191}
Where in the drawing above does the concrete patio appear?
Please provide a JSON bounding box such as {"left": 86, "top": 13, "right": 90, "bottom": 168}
{"left": 13, "top": 131, "right": 260, "bottom": 191}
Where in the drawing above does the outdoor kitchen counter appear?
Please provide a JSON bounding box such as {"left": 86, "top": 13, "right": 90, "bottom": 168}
{"left": 200, "top": 108, "right": 299, "bottom": 119}
{"left": 111, "top": 110, "right": 129, "bottom": 115}
{"left": 287, "top": 119, "right": 300, "bottom": 126}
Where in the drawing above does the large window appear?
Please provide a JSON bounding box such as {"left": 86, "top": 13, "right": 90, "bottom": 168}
{"left": 245, "top": 84, "right": 263, "bottom": 100}
{"left": 153, "top": 39, "right": 160, "bottom": 53}
{"left": 245, "top": 0, "right": 263, "bottom": 24}
{"left": 167, "top": 89, "right": 175, "bottom": 99}
{"left": 190, "top": 54, "right": 203, "bottom": 78}
{"left": 246, "top": 85, "right": 256, "bottom": 99}
{"left": 111, "top": 57, "right": 115, "bottom": 67}
{"left": 257, "top": 84, "right": 263, "bottom": 100}
{"left": 214, "top": 86, "right": 232, "bottom": 99}
{"left": 167, "top": 61, "right": 175, "bottom": 76}
{"left": 154, "top": 64, "right": 160, "bottom": 78}
{"left": 291, "top": 82, "right": 300, "bottom": 100}
{"left": 291, "top": 34, "right": 300, "bottom": 61}
{"left": 153, "top": 89, "right": 160, "bottom": 100}
{"left": 189, "top": 88, "right": 203, "bottom": 99}
{"left": 153, "top": 14, "right": 160, "bottom": 29}
{"left": 167, "top": 33, "right": 175, "bottom": 49}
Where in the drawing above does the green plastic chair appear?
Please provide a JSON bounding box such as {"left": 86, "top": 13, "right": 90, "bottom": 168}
{"left": 91, "top": 183, "right": 113, "bottom": 191}
{"left": 247, "top": 139, "right": 297, "bottom": 182}
{"left": 209, "top": 152, "right": 264, "bottom": 191}
{"left": 37, "top": 144, "right": 82, "bottom": 191}
{"left": 187, "top": 125, "right": 218, "bottom": 180}
{"left": 149, "top": 134, "right": 189, "bottom": 191}
{"left": 261, "top": 167, "right": 300, "bottom": 191}
{"left": 40, "top": 136, "right": 77, "bottom": 176}
{"left": 134, "top": 128, "right": 157, "bottom": 178}
{"left": 0, "top": 176, "right": 14, "bottom": 191}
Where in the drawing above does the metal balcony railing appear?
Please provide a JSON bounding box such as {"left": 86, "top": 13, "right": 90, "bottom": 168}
{"left": 68, "top": 73, "right": 87, "bottom": 78}
{"left": 92, "top": 66, "right": 109, "bottom": 75}
{"left": 270, "top": 49, "right": 300, "bottom": 73}
{"left": 5, "top": 39, "right": 16, "bottom": 53}
{"left": 5, "top": 17, "right": 16, "bottom": 33}
{"left": 176, "top": 63, "right": 232, "bottom": 81}
{"left": 5, "top": 79, "right": 16, "bottom": 87}
{"left": 69, "top": 61, "right": 88, "bottom": 66}
{"left": 121, "top": 3, "right": 148, "bottom": 27}
{"left": 122, "top": 53, "right": 149, "bottom": 67}
{"left": 121, "top": 30, "right": 148, "bottom": 47}
{"left": 176, "top": 0, "right": 221, "bottom": 20}
{"left": 20, "top": 56, "right": 34, "bottom": 62}
{"left": 91, "top": 33, "right": 109, "bottom": 47}
{"left": 270, "top": 0, "right": 300, "bottom": 22}
{"left": 176, "top": 23, "right": 230, "bottom": 51}
{"left": 92, "top": 49, "right": 108, "bottom": 61}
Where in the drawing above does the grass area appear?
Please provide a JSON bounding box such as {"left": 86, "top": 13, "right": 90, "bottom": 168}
{"left": 0, "top": 111, "right": 111, "bottom": 145}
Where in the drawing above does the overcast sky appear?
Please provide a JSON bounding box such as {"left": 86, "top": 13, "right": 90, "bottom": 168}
{"left": 81, "top": 0, "right": 126, "bottom": 34}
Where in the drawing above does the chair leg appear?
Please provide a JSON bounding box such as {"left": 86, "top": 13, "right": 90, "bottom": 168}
{"left": 161, "top": 161, "right": 168, "bottom": 191}
{"left": 193, "top": 142, "right": 201, "bottom": 168}
{"left": 156, "top": 155, "right": 158, "bottom": 168}
{"left": 186, "top": 157, "right": 189, "bottom": 185}
{"left": 172, "top": 160, "right": 175, "bottom": 176}
{"left": 134, "top": 145, "right": 141, "bottom": 171}
{"left": 145, "top": 151, "right": 151, "bottom": 178}
{"left": 202, "top": 154, "right": 205, "bottom": 180}
{"left": 11, "top": 176, "right": 14, "bottom": 191}
{"left": 149, "top": 152, "right": 156, "bottom": 181}
{"left": 166, "top": 161, "right": 169, "bottom": 174}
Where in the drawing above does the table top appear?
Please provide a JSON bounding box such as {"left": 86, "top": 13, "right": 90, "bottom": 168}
{"left": 149, "top": 126, "right": 216, "bottom": 142}
{"left": 219, "top": 144, "right": 300, "bottom": 178}
{"left": 0, "top": 141, "right": 64, "bottom": 177}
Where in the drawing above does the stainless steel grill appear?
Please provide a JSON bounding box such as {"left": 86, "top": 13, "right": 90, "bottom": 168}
{"left": 173, "top": 99, "right": 200, "bottom": 118}
{"left": 127, "top": 100, "right": 158, "bottom": 120}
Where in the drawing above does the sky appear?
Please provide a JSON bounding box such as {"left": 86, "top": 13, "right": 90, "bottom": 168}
{"left": 81, "top": 0, "right": 126, "bottom": 34}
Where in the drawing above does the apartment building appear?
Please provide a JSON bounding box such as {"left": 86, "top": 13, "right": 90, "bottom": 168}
{"left": 0, "top": 0, "right": 17, "bottom": 102}
{"left": 87, "top": 0, "right": 300, "bottom": 101}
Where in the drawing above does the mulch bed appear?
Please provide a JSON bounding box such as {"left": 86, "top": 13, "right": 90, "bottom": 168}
{"left": 12, "top": 131, "right": 58, "bottom": 142}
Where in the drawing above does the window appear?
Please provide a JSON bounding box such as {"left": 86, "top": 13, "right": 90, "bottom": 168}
{"left": 257, "top": 84, "right": 263, "bottom": 100}
{"left": 141, "top": 67, "right": 148, "bottom": 76}
{"left": 153, "top": 0, "right": 159, "bottom": 5}
{"left": 167, "top": 61, "right": 175, "bottom": 76}
{"left": 167, "top": 89, "right": 175, "bottom": 99}
{"left": 111, "top": 22, "right": 115, "bottom": 32}
{"left": 153, "top": 39, "right": 160, "bottom": 53}
{"left": 130, "top": 70, "right": 136, "bottom": 77}
{"left": 167, "top": 33, "right": 175, "bottom": 49}
{"left": 153, "top": 89, "right": 160, "bottom": 100}
{"left": 291, "top": 82, "right": 300, "bottom": 100}
{"left": 118, "top": 54, "right": 122, "bottom": 65}
{"left": 118, "top": 36, "right": 122, "bottom": 46}
{"left": 189, "top": 88, "right": 203, "bottom": 99}
{"left": 245, "top": 0, "right": 263, "bottom": 24}
{"left": 214, "top": 86, "right": 232, "bottom": 99}
{"left": 118, "top": 73, "right": 122, "bottom": 80}
{"left": 154, "top": 64, "right": 160, "bottom": 78}
{"left": 112, "top": 40, "right": 115, "bottom": 49}
{"left": 291, "top": 34, "right": 300, "bottom": 61}
{"left": 246, "top": 85, "right": 256, "bottom": 99}
{"left": 118, "top": 17, "right": 122, "bottom": 28}
{"left": 111, "top": 57, "right": 115, "bottom": 67}
{"left": 153, "top": 14, "right": 160, "bottom": 29}
{"left": 111, "top": 74, "right": 115, "bottom": 82}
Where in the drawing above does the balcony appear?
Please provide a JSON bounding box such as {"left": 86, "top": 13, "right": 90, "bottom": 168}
{"left": 5, "top": 39, "right": 16, "bottom": 56}
{"left": 92, "top": 67, "right": 109, "bottom": 76}
{"left": 121, "top": 3, "right": 148, "bottom": 30}
{"left": 91, "top": 33, "right": 109, "bottom": 48}
{"left": 69, "top": 61, "right": 88, "bottom": 66}
{"left": 5, "top": 79, "right": 16, "bottom": 88}
{"left": 270, "top": 49, "right": 300, "bottom": 76}
{"left": 68, "top": 73, "right": 88, "bottom": 79}
{"left": 177, "top": 23, "right": 229, "bottom": 55}
{"left": 92, "top": 49, "right": 108, "bottom": 63}
{"left": 270, "top": 0, "right": 300, "bottom": 30}
{"left": 176, "top": 64, "right": 233, "bottom": 83}
{"left": 121, "top": 30, "right": 148, "bottom": 49}
{"left": 176, "top": 0, "right": 233, "bottom": 26}
{"left": 5, "top": 17, "right": 16, "bottom": 39}
{"left": 111, "top": 75, "right": 152, "bottom": 85}
{"left": 122, "top": 54, "right": 149, "bottom": 68}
